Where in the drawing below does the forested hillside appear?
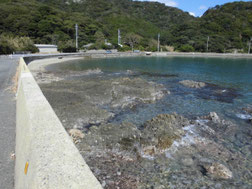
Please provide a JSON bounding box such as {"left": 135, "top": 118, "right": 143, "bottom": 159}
{"left": 0, "top": 0, "right": 251, "bottom": 53}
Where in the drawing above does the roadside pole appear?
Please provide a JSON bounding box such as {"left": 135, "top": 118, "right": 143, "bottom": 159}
{"left": 75, "top": 24, "right": 78, "bottom": 51}
{"left": 206, "top": 36, "right": 209, "bottom": 52}
{"left": 248, "top": 37, "right": 251, "bottom": 54}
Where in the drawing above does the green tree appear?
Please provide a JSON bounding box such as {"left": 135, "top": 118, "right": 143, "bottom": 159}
{"left": 124, "top": 33, "right": 142, "bottom": 51}
{"left": 94, "top": 31, "right": 105, "bottom": 49}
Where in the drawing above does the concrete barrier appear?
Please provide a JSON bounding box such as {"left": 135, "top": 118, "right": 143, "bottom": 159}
{"left": 15, "top": 58, "right": 102, "bottom": 189}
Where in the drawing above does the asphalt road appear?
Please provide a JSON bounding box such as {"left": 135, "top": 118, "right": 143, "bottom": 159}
{"left": 0, "top": 56, "right": 18, "bottom": 189}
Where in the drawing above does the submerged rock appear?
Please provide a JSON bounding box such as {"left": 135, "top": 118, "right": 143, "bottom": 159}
{"left": 138, "top": 72, "right": 178, "bottom": 78}
{"left": 179, "top": 80, "right": 206, "bottom": 88}
{"left": 110, "top": 77, "right": 168, "bottom": 108}
{"left": 205, "top": 163, "right": 233, "bottom": 179}
{"left": 202, "top": 83, "right": 241, "bottom": 103}
{"left": 178, "top": 80, "right": 241, "bottom": 103}
{"left": 40, "top": 76, "right": 167, "bottom": 128}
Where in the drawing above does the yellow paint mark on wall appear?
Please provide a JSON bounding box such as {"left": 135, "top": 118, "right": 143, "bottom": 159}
{"left": 24, "top": 162, "right": 29, "bottom": 175}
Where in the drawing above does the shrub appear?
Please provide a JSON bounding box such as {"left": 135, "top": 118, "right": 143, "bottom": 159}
{"left": 0, "top": 40, "right": 14, "bottom": 54}
{"left": 117, "top": 45, "right": 131, "bottom": 52}
{"left": 0, "top": 35, "right": 38, "bottom": 54}
{"left": 58, "top": 40, "right": 77, "bottom": 53}
{"left": 17, "top": 37, "right": 39, "bottom": 53}
{"left": 178, "top": 44, "right": 195, "bottom": 52}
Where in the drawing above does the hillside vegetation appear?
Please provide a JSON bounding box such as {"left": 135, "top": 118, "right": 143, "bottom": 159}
{"left": 0, "top": 0, "right": 251, "bottom": 53}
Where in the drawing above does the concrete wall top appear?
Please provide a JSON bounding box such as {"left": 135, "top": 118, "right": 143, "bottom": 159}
{"left": 15, "top": 58, "right": 102, "bottom": 189}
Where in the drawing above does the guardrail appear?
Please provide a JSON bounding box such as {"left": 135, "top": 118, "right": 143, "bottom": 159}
{"left": 15, "top": 58, "right": 102, "bottom": 189}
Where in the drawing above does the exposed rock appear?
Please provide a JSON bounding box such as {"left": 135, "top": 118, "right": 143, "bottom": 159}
{"left": 209, "top": 112, "right": 221, "bottom": 123}
{"left": 32, "top": 71, "right": 64, "bottom": 84}
{"left": 141, "top": 114, "right": 190, "bottom": 151}
{"left": 68, "top": 129, "right": 85, "bottom": 144}
{"left": 205, "top": 163, "right": 233, "bottom": 179}
{"left": 181, "top": 157, "right": 194, "bottom": 166}
{"left": 142, "top": 146, "right": 156, "bottom": 156}
{"left": 79, "top": 122, "right": 141, "bottom": 151}
{"left": 179, "top": 80, "right": 206, "bottom": 88}
{"left": 68, "top": 129, "right": 85, "bottom": 139}
{"left": 201, "top": 112, "right": 221, "bottom": 124}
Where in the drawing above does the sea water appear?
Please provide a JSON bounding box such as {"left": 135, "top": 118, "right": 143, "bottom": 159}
{"left": 53, "top": 56, "right": 252, "bottom": 124}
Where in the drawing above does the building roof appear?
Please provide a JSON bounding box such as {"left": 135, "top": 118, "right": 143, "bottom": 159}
{"left": 35, "top": 44, "right": 58, "bottom": 48}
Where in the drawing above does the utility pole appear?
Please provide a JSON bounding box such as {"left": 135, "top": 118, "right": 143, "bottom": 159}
{"left": 157, "top": 33, "right": 160, "bottom": 52}
{"left": 248, "top": 37, "right": 252, "bottom": 54}
{"left": 118, "top": 29, "right": 121, "bottom": 46}
{"left": 75, "top": 24, "right": 78, "bottom": 50}
{"left": 206, "top": 36, "right": 209, "bottom": 52}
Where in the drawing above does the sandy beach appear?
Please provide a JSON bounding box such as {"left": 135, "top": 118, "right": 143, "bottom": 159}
{"left": 28, "top": 56, "right": 84, "bottom": 72}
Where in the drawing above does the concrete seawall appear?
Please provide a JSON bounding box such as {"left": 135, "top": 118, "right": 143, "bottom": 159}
{"left": 15, "top": 58, "right": 102, "bottom": 189}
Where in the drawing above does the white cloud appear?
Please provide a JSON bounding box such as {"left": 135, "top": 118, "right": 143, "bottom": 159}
{"left": 189, "top": 12, "right": 195, "bottom": 17}
{"left": 199, "top": 5, "right": 207, "bottom": 10}
{"left": 164, "top": 0, "right": 178, "bottom": 7}
{"left": 136, "top": 0, "right": 178, "bottom": 7}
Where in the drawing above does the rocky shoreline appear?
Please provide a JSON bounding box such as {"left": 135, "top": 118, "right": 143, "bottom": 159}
{"left": 75, "top": 111, "right": 251, "bottom": 188}
{"left": 29, "top": 58, "right": 252, "bottom": 189}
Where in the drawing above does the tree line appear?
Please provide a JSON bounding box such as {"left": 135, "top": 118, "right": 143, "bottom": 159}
{"left": 0, "top": 0, "right": 251, "bottom": 54}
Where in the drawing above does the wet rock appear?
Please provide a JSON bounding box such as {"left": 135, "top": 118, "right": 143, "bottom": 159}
{"left": 205, "top": 163, "right": 233, "bottom": 179}
{"left": 179, "top": 80, "right": 206, "bottom": 88}
{"left": 242, "top": 107, "right": 252, "bottom": 114}
{"left": 141, "top": 114, "right": 190, "bottom": 151}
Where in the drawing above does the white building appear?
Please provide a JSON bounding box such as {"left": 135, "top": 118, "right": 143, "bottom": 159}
{"left": 35, "top": 44, "right": 58, "bottom": 54}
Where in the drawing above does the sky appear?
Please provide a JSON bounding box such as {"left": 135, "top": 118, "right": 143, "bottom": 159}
{"left": 135, "top": 0, "right": 251, "bottom": 17}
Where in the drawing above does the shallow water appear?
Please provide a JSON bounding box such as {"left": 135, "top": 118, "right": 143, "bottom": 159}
{"left": 50, "top": 56, "right": 252, "bottom": 123}
{"left": 44, "top": 56, "right": 252, "bottom": 188}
